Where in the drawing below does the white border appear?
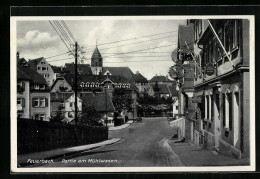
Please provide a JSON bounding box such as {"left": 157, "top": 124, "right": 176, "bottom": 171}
{"left": 10, "top": 15, "right": 255, "bottom": 172}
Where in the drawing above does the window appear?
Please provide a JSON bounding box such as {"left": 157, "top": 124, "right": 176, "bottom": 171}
{"left": 39, "top": 84, "right": 45, "bottom": 90}
{"left": 222, "top": 94, "right": 226, "bottom": 127}
{"left": 38, "top": 67, "right": 41, "bottom": 70}
{"left": 17, "top": 98, "right": 25, "bottom": 110}
{"left": 42, "top": 67, "right": 47, "bottom": 71}
{"left": 206, "top": 96, "right": 209, "bottom": 119}
{"left": 32, "top": 98, "right": 48, "bottom": 107}
{"left": 17, "top": 82, "right": 25, "bottom": 91}
{"left": 40, "top": 98, "right": 45, "bottom": 107}
{"left": 211, "top": 95, "right": 214, "bottom": 121}
{"left": 176, "top": 106, "right": 179, "bottom": 110}
{"left": 41, "top": 62, "right": 45, "bottom": 64}
{"left": 70, "top": 102, "right": 73, "bottom": 107}
{"left": 227, "top": 93, "right": 233, "bottom": 130}
{"left": 34, "top": 84, "right": 40, "bottom": 90}
{"left": 35, "top": 114, "right": 45, "bottom": 121}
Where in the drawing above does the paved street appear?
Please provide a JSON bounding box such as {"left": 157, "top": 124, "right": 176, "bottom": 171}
{"left": 34, "top": 117, "right": 183, "bottom": 167}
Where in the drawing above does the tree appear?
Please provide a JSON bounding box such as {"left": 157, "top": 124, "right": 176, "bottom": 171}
{"left": 51, "top": 105, "right": 64, "bottom": 122}
{"left": 79, "top": 105, "right": 103, "bottom": 126}
{"left": 112, "top": 88, "right": 133, "bottom": 112}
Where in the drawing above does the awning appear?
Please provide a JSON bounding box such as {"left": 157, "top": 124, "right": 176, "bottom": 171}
{"left": 230, "top": 84, "right": 240, "bottom": 93}
{"left": 194, "top": 90, "right": 204, "bottom": 96}
{"left": 220, "top": 84, "right": 231, "bottom": 93}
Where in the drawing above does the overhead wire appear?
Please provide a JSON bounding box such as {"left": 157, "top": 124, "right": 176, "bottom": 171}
{"left": 86, "top": 30, "right": 178, "bottom": 48}
{"left": 84, "top": 35, "right": 175, "bottom": 53}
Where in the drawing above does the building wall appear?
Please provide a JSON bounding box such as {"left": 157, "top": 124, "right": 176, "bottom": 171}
{"left": 17, "top": 81, "right": 30, "bottom": 118}
{"left": 64, "top": 95, "right": 82, "bottom": 119}
{"left": 30, "top": 92, "right": 51, "bottom": 121}
{"left": 36, "top": 59, "right": 56, "bottom": 86}
{"left": 242, "top": 71, "right": 250, "bottom": 158}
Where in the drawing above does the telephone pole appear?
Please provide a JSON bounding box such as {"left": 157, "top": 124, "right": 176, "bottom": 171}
{"left": 75, "top": 42, "right": 78, "bottom": 125}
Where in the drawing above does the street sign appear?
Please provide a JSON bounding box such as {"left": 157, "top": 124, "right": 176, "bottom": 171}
{"left": 205, "top": 63, "right": 215, "bottom": 76}
{"left": 192, "top": 96, "right": 202, "bottom": 103}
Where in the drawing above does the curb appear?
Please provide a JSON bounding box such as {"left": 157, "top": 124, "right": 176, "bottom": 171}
{"left": 109, "top": 121, "right": 133, "bottom": 131}
{"left": 18, "top": 138, "right": 122, "bottom": 167}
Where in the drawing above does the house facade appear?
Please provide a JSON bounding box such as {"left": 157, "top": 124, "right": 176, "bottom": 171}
{"left": 179, "top": 19, "right": 250, "bottom": 159}
{"left": 51, "top": 92, "right": 82, "bottom": 123}
{"left": 17, "top": 56, "right": 51, "bottom": 121}
{"left": 28, "top": 57, "right": 56, "bottom": 87}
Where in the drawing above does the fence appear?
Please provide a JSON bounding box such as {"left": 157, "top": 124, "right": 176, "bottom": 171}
{"left": 17, "top": 118, "right": 108, "bottom": 154}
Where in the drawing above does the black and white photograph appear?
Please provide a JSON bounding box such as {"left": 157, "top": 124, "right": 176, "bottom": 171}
{"left": 10, "top": 15, "right": 255, "bottom": 172}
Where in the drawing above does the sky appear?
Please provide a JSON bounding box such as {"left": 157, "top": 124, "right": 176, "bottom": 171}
{"left": 17, "top": 19, "right": 186, "bottom": 80}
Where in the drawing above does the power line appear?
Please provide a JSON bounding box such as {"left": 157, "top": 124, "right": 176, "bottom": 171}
{"left": 85, "top": 35, "right": 175, "bottom": 53}
{"left": 104, "top": 59, "right": 172, "bottom": 63}
{"left": 45, "top": 51, "right": 71, "bottom": 59}
{"left": 47, "top": 57, "right": 74, "bottom": 63}
{"left": 92, "top": 51, "right": 172, "bottom": 54}
{"left": 49, "top": 21, "right": 72, "bottom": 55}
{"left": 103, "top": 43, "right": 177, "bottom": 58}
{"left": 86, "top": 30, "right": 178, "bottom": 48}
{"left": 102, "top": 56, "right": 170, "bottom": 58}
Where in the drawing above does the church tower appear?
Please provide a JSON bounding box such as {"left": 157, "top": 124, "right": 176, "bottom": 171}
{"left": 91, "top": 46, "right": 103, "bottom": 75}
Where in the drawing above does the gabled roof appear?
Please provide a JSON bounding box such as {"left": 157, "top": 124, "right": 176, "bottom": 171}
{"left": 27, "top": 57, "right": 44, "bottom": 70}
{"left": 51, "top": 77, "right": 72, "bottom": 90}
{"left": 149, "top": 75, "right": 173, "bottom": 83}
{"left": 168, "top": 85, "right": 179, "bottom": 96}
{"left": 103, "top": 67, "right": 134, "bottom": 80}
{"left": 50, "top": 92, "right": 82, "bottom": 102}
{"left": 151, "top": 84, "right": 170, "bottom": 94}
{"left": 51, "top": 65, "right": 65, "bottom": 74}
{"left": 81, "top": 93, "right": 115, "bottom": 112}
{"left": 178, "top": 25, "right": 194, "bottom": 53}
{"left": 133, "top": 72, "right": 148, "bottom": 83}
{"left": 17, "top": 60, "right": 48, "bottom": 86}
{"left": 17, "top": 67, "right": 31, "bottom": 81}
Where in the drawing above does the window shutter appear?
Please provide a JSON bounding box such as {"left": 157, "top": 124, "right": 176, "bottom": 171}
{"left": 32, "top": 98, "right": 36, "bottom": 107}
{"left": 45, "top": 98, "right": 48, "bottom": 107}
{"left": 22, "top": 82, "right": 25, "bottom": 91}
{"left": 22, "top": 98, "right": 25, "bottom": 107}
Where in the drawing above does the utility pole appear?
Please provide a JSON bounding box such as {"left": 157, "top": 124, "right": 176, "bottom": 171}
{"left": 75, "top": 42, "right": 78, "bottom": 125}
{"left": 105, "top": 85, "right": 108, "bottom": 127}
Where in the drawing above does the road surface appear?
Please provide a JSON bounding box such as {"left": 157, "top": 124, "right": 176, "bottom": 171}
{"left": 35, "top": 117, "right": 183, "bottom": 167}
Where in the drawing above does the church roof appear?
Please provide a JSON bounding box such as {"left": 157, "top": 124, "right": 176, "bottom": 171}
{"left": 91, "top": 47, "right": 102, "bottom": 59}
{"left": 103, "top": 67, "right": 134, "bottom": 80}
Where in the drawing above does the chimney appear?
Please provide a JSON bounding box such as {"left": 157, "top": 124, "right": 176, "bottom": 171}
{"left": 16, "top": 52, "right": 19, "bottom": 61}
{"left": 166, "top": 75, "right": 168, "bottom": 81}
{"left": 136, "top": 71, "right": 139, "bottom": 74}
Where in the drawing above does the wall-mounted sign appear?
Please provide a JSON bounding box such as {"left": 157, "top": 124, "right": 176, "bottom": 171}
{"left": 205, "top": 63, "right": 215, "bottom": 76}
{"left": 192, "top": 96, "right": 202, "bottom": 103}
{"left": 168, "top": 65, "right": 184, "bottom": 79}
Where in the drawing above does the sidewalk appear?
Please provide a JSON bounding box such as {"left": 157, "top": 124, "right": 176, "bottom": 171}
{"left": 109, "top": 120, "right": 133, "bottom": 131}
{"left": 18, "top": 138, "right": 121, "bottom": 166}
{"left": 167, "top": 140, "right": 250, "bottom": 166}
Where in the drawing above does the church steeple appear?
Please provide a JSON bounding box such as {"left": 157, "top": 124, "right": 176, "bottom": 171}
{"left": 91, "top": 44, "right": 103, "bottom": 75}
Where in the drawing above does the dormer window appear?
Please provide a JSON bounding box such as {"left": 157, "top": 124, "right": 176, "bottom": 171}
{"left": 34, "top": 84, "right": 39, "bottom": 90}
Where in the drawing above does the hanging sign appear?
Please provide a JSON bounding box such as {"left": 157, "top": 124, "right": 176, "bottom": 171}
{"left": 168, "top": 65, "right": 184, "bottom": 80}
{"left": 205, "top": 63, "right": 215, "bottom": 76}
